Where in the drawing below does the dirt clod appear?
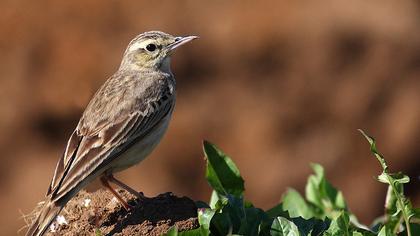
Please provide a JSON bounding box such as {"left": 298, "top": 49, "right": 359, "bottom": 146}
{"left": 46, "top": 190, "right": 199, "bottom": 236}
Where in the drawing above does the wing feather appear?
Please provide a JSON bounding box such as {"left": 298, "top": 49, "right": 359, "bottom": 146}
{"left": 47, "top": 130, "right": 82, "bottom": 196}
{"left": 49, "top": 87, "right": 174, "bottom": 200}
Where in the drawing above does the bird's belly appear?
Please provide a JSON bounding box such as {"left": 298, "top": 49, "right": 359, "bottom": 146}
{"left": 107, "top": 114, "right": 171, "bottom": 173}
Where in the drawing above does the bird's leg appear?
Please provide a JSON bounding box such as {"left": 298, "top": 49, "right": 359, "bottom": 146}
{"left": 107, "top": 174, "right": 147, "bottom": 201}
{"left": 100, "top": 176, "right": 131, "bottom": 211}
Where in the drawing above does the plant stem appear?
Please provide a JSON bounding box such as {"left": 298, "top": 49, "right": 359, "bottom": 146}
{"left": 388, "top": 177, "right": 411, "bottom": 236}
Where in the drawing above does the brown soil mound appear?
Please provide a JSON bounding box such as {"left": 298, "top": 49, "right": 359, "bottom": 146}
{"left": 45, "top": 190, "right": 199, "bottom": 236}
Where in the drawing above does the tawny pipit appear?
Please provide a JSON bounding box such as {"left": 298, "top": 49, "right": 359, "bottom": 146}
{"left": 26, "top": 31, "right": 198, "bottom": 236}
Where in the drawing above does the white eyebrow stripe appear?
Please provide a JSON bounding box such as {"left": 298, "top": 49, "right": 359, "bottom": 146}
{"left": 127, "top": 39, "right": 155, "bottom": 52}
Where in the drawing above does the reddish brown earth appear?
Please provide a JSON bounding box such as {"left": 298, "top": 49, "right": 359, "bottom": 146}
{"left": 42, "top": 190, "right": 198, "bottom": 236}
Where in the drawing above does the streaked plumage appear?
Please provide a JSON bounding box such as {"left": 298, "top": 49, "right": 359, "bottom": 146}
{"left": 26, "top": 31, "right": 197, "bottom": 236}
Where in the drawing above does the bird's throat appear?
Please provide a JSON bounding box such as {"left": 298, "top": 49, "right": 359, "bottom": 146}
{"left": 159, "top": 57, "right": 172, "bottom": 74}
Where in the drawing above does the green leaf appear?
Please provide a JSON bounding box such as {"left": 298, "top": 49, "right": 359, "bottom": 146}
{"left": 210, "top": 211, "right": 231, "bottom": 235}
{"left": 270, "top": 217, "right": 300, "bottom": 236}
{"left": 179, "top": 227, "right": 211, "bottom": 236}
{"left": 215, "top": 199, "right": 229, "bottom": 212}
{"left": 203, "top": 141, "right": 245, "bottom": 197}
{"left": 282, "top": 188, "right": 314, "bottom": 219}
{"left": 350, "top": 229, "right": 377, "bottom": 236}
{"left": 412, "top": 208, "right": 420, "bottom": 218}
{"left": 223, "top": 195, "right": 246, "bottom": 233}
{"left": 337, "top": 212, "right": 350, "bottom": 232}
{"left": 351, "top": 229, "right": 377, "bottom": 236}
{"left": 177, "top": 208, "right": 215, "bottom": 236}
{"left": 209, "top": 190, "right": 220, "bottom": 209}
{"left": 358, "top": 130, "right": 388, "bottom": 171}
{"left": 165, "top": 226, "right": 178, "bottom": 236}
{"left": 401, "top": 223, "right": 420, "bottom": 236}
{"left": 290, "top": 217, "right": 330, "bottom": 235}
{"left": 238, "top": 207, "right": 266, "bottom": 235}
{"left": 325, "top": 212, "right": 351, "bottom": 236}
{"left": 383, "top": 185, "right": 403, "bottom": 232}
{"left": 378, "top": 172, "right": 410, "bottom": 185}
{"left": 260, "top": 205, "right": 292, "bottom": 235}
{"left": 266, "top": 203, "right": 289, "bottom": 219}
{"left": 178, "top": 229, "right": 202, "bottom": 236}
{"left": 349, "top": 215, "right": 371, "bottom": 235}
{"left": 351, "top": 230, "right": 376, "bottom": 236}
{"left": 377, "top": 225, "right": 393, "bottom": 236}
{"left": 198, "top": 208, "right": 215, "bottom": 231}
{"left": 195, "top": 200, "right": 210, "bottom": 209}
{"left": 305, "top": 163, "right": 347, "bottom": 219}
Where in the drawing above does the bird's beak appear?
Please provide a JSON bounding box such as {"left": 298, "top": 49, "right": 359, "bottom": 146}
{"left": 168, "top": 36, "right": 199, "bottom": 51}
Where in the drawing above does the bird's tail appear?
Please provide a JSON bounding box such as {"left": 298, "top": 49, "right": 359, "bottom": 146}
{"left": 25, "top": 200, "right": 63, "bottom": 236}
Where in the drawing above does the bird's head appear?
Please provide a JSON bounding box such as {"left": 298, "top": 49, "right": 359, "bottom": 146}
{"left": 120, "top": 31, "right": 198, "bottom": 72}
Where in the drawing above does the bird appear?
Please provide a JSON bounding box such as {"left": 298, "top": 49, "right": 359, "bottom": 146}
{"left": 26, "top": 31, "right": 198, "bottom": 236}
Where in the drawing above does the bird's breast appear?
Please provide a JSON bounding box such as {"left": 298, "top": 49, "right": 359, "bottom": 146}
{"left": 106, "top": 110, "right": 173, "bottom": 173}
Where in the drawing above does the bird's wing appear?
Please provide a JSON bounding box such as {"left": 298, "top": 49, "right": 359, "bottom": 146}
{"left": 47, "top": 75, "right": 174, "bottom": 201}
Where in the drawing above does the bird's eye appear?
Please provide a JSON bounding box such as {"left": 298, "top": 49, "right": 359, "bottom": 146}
{"left": 145, "top": 44, "right": 157, "bottom": 52}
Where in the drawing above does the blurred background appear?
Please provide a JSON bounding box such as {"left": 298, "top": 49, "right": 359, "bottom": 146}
{"left": 1, "top": 0, "right": 419, "bottom": 234}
